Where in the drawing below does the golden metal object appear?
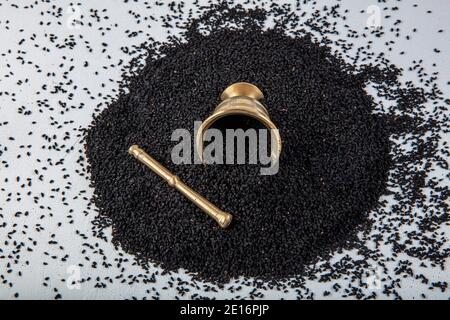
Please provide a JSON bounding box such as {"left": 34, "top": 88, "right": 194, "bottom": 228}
{"left": 196, "top": 82, "right": 282, "bottom": 164}
{"left": 128, "top": 145, "right": 232, "bottom": 229}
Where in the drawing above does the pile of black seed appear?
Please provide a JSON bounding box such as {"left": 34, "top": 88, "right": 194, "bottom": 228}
{"left": 84, "top": 5, "right": 441, "bottom": 283}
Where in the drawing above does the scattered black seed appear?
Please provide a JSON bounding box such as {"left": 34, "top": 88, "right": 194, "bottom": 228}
{"left": 0, "top": 0, "right": 448, "bottom": 300}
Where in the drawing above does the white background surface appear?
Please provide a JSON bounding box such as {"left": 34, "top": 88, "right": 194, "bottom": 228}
{"left": 0, "top": 0, "right": 448, "bottom": 299}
